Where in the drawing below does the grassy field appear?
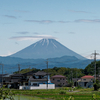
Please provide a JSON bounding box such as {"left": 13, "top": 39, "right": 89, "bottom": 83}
{"left": 12, "top": 87, "right": 100, "bottom": 100}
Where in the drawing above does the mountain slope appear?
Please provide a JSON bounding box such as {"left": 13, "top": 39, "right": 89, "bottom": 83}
{"left": 10, "top": 39, "right": 86, "bottom": 59}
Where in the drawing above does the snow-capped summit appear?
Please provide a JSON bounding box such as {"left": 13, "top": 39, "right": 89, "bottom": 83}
{"left": 10, "top": 39, "right": 86, "bottom": 59}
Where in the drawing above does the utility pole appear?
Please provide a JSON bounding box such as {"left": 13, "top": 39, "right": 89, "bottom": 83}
{"left": 46, "top": 59, "right": 48, "bottom": 90}
{"left": 18, "top": 64, "right": 20, "bottom": 88}
{"left": 92, "top": 50, "right": 99, "bottom": 82}
{"left": 76, "top": 71, "right": 77, "bottom": 87}
{"left": 18, "top": 64, "right": 20, "bottom": 73}
{"left": 71, "top": 70, "right": 73, "bottom": 81}
{"left": 0, "top": 63, "right": 4, "bottom": 87}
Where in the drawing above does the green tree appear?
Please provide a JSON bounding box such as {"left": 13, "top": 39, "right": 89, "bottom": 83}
{"left": 0, "top": 87, "right": 15, "bottom": 100}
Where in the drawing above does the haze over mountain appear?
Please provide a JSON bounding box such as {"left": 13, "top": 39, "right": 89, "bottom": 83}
{"left": 10, "top": 39, "right": 86, "bottom": 60}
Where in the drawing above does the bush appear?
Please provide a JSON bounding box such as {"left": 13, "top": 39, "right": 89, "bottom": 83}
{"left": 76, "top": 85, "right": 83, "bottom": 89}
{"left": 93, "top": 79, "right": 100, "bottom": 91}
{"left": 93, "top": 83, "right": 100, "bottom": 91}
{"left": 37, "top": 91, "right": 41, "bottom": 94}
{"left": 59, "top": 91, "right": 66, "bottom": 94}
{"left": 67, "top": 81, "right": 74, "bottom": 87}
{"left": 0, "top": 87, "right": 15, "bottom": 100}
{"left": 68, "top": 96, "right": 74, "bottom": 100}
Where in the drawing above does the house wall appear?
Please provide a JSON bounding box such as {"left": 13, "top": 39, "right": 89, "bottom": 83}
{"left": 81, "top": 78, "right": 93, "bottom": 82}
{"left": 19, "top": 84, "right": 55, "bottom": 90}
{"left": 78, "top": 82, "right": 93, "bottom": 88}
{"left": 79, "top": 78, "right": 94, "bottom": 88}
{"left": 51, "top": 77, "right": 67, "bottom": 86}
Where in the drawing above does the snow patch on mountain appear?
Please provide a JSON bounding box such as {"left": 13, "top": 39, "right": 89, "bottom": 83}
{"left": 51, "top": 40, "right": 57, "bottom": 48}
{"left": 46, "top": 39, "right": 49, "bottom": 46}
{"left": 42, "top": 39, "right": 45, "bottom": 45}
{"left": 34, "top": 43, "right": 37, "bottom": 47}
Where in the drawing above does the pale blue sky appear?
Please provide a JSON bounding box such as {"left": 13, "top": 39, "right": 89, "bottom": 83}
{"left": 1, "top": 0, "right": 100, "bottom": 59}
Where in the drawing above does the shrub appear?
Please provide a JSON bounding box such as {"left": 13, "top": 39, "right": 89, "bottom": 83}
{"left": 68, "top": 81, "right": 74, "bottom": 87}
{"left": 37, "top": 91, "right": 41, "bottom": 94}
{"left": 59, "top": 91, "right": 66, "bottom": 94}
{"left": 93, "top": 79, "right": 100, "bottom": 91}
{"left": 92, "top": 94, "right": 96, "bottom": 100}
{"left": 68, "top": 96, "right": 74, "bottom": 100}
{"left": 93, "top": 83, "right": 99, "bottom": 91}
{"left": 0, "top": 87, "right": 15, "bottom": 100}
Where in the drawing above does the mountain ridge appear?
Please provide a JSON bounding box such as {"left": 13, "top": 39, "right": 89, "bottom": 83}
{"left": 0, "top": 56, "right": 91, "bottom": 74}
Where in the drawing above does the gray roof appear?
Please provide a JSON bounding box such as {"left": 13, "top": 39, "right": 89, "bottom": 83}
{"left": 34, "top": 71, "right": 49, "bottom": 76}
{"left": 0, "top": 74, "right": 8, "bottom": 77}
{"left": 11, "top": 73, "right": 23, "bottom": 77}
{"left": 3, "top": 74, "right": 13, "bottom": 77}
{"left": 29, "top": 79, "right": 47, "bottom": 82}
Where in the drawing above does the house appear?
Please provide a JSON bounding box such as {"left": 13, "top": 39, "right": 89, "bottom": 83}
{"left": 2, "top": 71, "right": 55, "bottom": 90}
{"left": 3, "top": 74, "right": 24, "bottom": 89}
{"left": 19, "top": 71, "right": 55, "bottom": 90}
{"left": 50, "top": 75, "right": 67, "bottom": 87}
{"left": 72, "top": 78, "right": 81, "bottom": 86}
{"left": 0, "top": 74, "right": 8, "bottom": 88}
{"left": 78, "top": 75, "right": 94, "bottom": 88}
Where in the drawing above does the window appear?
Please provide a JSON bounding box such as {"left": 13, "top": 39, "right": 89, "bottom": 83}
{"left": 83, "top": 79, "right": 86, "bottom": 80}
{"left": 53, "top": 78, "right": 55, "bottom": 80}
{"left": 57, "top": 80, "right": 60, "bottom": 82}
{"left": 33, "top": 83, "right": 38, "bottom": 86}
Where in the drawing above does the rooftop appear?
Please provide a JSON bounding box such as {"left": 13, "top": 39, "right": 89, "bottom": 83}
{"left": 81, "top": 75, "right": 94, "bottom": 79}
{"left": 34, "top": 71, "right": 49, "bottom": 76}
{"left": 51, "top": 75, "right": 66, "bottom": 78}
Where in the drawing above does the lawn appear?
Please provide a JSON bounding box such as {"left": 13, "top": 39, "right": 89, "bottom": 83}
{"left": 11, "top": 87, "right": 100, "bottom": 100}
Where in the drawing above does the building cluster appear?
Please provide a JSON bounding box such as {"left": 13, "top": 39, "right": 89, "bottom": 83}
{"left": 0, "top": 70, "right": 99, "bottom": 89}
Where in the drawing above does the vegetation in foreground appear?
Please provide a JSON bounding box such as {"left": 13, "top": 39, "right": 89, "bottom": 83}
{"left": 0, "top": 87, "right": 15, "bottom": 100}
{"left": 10, "top": 87, "right": 100, "bottom": 100}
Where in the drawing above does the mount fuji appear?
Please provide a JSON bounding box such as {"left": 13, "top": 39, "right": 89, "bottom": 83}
{"left": 10, "top": 39, "right": 86, "bottom": 60}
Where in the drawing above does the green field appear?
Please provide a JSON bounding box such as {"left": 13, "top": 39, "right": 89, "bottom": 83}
{"left": 11, "top": 87, "right": 100, "bottom": 100}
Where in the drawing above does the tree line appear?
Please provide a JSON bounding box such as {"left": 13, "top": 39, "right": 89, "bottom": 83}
{"left": 14, "top": 60, "right": 100, "bottom": 79}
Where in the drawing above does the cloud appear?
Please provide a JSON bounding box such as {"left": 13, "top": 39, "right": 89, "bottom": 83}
{"left": 25, "top": 20, "right": 54, "bottom": 24}
{"left": 24, "top": 20, "right": 70, "bottom": 24}
{"left": 54, "top": 31, "right": 59, "bottom": 34}
{"left": 69, "top": 32, "right": 76, "bottom": 34}
{"left": 58, "top": 21, "right": 70, "bottom": 23}
{"left": 14, "top": 10, "right": 29, "bottom": 13}
{"left": 9, "top": 35, "right": 56, "bottom": 41}
{"left": 15, "top": 42, "right": 19, "bottom": 45}
{"left": 4, "top": 15, "right": 17, "bottom": 19}
{"left": 69, "top": 10, "right": 90, "bottom": 13}
{"left": 33, "top": 32, "right": 39, "bottom": 34}
{"left": 0, "top": 51, "right": 16, "bottom": 57}
{"left": 16, "top": 31, "right": 29, "bottom": 34}
{"left": 74, "top": 19, "right": 100, "bottom": 23}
